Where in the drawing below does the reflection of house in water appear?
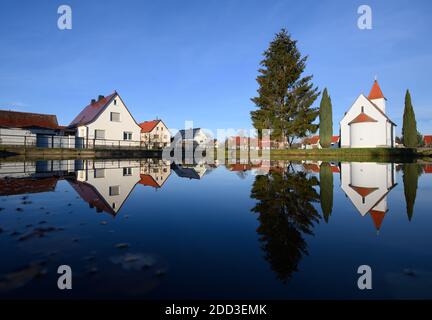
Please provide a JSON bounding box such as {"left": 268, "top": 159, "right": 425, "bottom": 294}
{"left": 0, "top": 160, "right": 76, "bottom": 196}
{"left": 139, "top": 159, "right": 171, "bottom": 189}
{"left": 171, "top": 163, "right": 208, "bottom": 180}
{"left": 68, "top": 160, "right": 140, "bottom": 216}
{"left": 302, "top": 161, "right": 340, "bottom": 174}
{"left": 341, "top": 162, "right": 397, "bottom": 232}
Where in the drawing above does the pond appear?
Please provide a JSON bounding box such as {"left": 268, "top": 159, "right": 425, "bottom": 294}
{"left": 0, "top": 159, "right": 431, "bottom": 299}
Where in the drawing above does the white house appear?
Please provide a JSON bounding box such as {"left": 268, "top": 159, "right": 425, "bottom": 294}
{"left": 173, "top": 128, "right": 210, "bottom": 146}
{"left": 139, "top": 159, "right": 172, "bottom": 189}
{"left": 341, "top": 162, "right": 397, "bottom": 232}
{"left": 340, "top": 80, "right": 396, "bottom": 148}
{"left": 139, "top": 120, "right": 171, "bottom": 149}
{"left": 69, "top": 92, "right": 141, "bottom": 148}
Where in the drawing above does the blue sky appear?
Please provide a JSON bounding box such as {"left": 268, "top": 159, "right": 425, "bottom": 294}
{"left": 0, "top": 0, "right": 431, "bottom": 135}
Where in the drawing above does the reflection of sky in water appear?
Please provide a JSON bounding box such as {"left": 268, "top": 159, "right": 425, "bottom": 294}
{"left": 0, "top": 159, "right": 431, "bottom": 299}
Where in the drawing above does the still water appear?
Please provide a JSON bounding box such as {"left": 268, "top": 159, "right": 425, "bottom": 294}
{"left": 0, "top": 159, "right": 431, "bottom": 299}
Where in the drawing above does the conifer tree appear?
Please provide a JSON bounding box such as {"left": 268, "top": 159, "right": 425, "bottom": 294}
{"left": 251, "top": 29, "right": 319, "bottom": 147}
{"left": 402, "top": 90, "right": 418, "bottom": 148}
{"left": 319, "top": 89, "right": 333, "bottom": 148}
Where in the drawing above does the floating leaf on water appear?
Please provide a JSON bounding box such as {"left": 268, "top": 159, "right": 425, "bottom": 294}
{"left": 100, "top": 221, "right": 108, "bottom": 225}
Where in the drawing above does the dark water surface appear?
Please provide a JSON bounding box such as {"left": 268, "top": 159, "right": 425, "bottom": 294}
{"left": 0, "top": 159, "right": 431, "bottom": 299}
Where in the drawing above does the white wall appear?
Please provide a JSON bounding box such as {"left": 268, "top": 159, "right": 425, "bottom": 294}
{"left": 340, "top": 94, "right": 394, "bottom": 148}
{"left": 76, "top": 95, "right": 141, "bottom": 147}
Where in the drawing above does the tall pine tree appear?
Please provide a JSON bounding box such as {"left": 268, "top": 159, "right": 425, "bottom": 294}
{"left": 319, "top": 88, "right": 333, "bottom": 148}
{"left": 402, "top": 90, "right": 418, "bottom": 148}
{"left": 251, "top": 29, "right": 319, "bottom": 148}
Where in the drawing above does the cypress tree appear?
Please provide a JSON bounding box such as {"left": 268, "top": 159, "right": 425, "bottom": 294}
{"left": 402, "top": 163, "right": 422, "bottom": 221}
{"left": 402, "top": 90, "right": 418, "bottom": 148}
{"left": 319, "top": 88, "right": 333, "bottom": 148}
{"left": 319, "top": 163, "right": 334, "bottom": 223}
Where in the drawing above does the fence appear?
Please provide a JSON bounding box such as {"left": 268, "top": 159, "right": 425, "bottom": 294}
{"left": 0, "top": 133, "right": 153, "bottom": 150}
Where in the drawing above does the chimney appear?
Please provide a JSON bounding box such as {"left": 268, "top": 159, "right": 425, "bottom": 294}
{"left": 91, "top": 99, "right": 96, "bottom": 104}
{"left": 98, "top": 95, "right": 104, "bottom": 101}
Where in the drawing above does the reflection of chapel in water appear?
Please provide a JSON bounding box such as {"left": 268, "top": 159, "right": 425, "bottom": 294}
{"left": 341, "top": 162, "right": 397, "bottom": 232}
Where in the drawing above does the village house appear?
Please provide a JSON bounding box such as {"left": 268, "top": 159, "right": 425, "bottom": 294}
{"left": 226, "top": 136, "right": 272, "bottom": 150}
{"left": 340, "top": 80, "right": 396, "bottom": 148}
{"left": 139, "top": 159, "right": 171, "bottom": 189}
{"left": 69, "top": 159, "right": 141, "bottom": 216}
{"left": 69, "top": 91, "right": 141, "bottom": 148}
{"left": 139, "top": 120, "right": 171, "bottom": 149}
{"left": 0, "top": 110, "right": 74, "bottom": 148}
{"left": 424, "top": 135, "right": 432, "bottom": 147}
{"left": 172, "top": 128, "right": 210, "bottom": 146}
{"left": 301, "top": 135, "right": 340, "bottom": 149}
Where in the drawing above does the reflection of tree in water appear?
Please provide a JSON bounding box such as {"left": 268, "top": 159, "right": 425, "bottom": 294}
{"left": 251, "top": 168, "right": 320, "bottom": 283}
{"left": 403, "top": 163, "right": 423, "bottom": 221}
{"left": 319, "top": 163, "right": 334, "bottom": 223}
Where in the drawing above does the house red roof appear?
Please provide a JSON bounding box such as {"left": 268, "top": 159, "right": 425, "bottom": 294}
{"left": 331, "top": 136, "right": 340, "bottom": 143}
{"left": 303, "top": 135, "right": 320, "bottom": 145}
{"left": 68, "top": 179, "right": 116, "bottom": 216}
{"left": 138, "top": 174, "right": 160, "bottom": 188}
{"left": 69, "top": 92, "right": 117, "bottom": 127}
{"left": 368, "top": 80, "right": 385, "bottom": 100}
{"left": 303, "top": 163, "right": 320, "bottom": 173}
{"left": 424, "top": 135, "right": 432, "bottom": 145}
{"left": 370, "top": 209, "right": 386, "bottom": 231}
{"left": 0, "top": 177, "right": 58, "bottom": 196}
{"left": 424, "top": 165, "right": 432, "bottom": 174}
{"left": 0, "top": 110, "right": 59, "bottom": 130}
{"left": 139, "top": 120, "right": 160, "bottom": 133}
{"left": 350, "top": 185, "right": 378, "bottom": 198}
{"left": 331, "top": 165, "right": 340, "bottom": 173}
{"left": 349, "top": 112, "right": 378, "bottom": 125}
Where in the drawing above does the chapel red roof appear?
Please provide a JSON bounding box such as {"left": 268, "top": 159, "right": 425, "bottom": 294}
{"left": 370, "top": 209, "right": 386, "bottom": 231}
{"left": 424, "top": 135, "right": 432, "bottom": 146}
{"left": 0, "top": 110, "right": 59, "bottom": 130}
{"left": 368, "top": 80, "right": 385, "bottom": 100}
{"left": 349, "top": 112, "right": 378, "bottom": 125}
{"left": 350, "top": 185, "right": 379, "bottom": 198}
{"left": 69, "top": 92, "right": 117, "bottom": 128}
{"left": 139, "top": 120, "right": 161, "bottom": 133}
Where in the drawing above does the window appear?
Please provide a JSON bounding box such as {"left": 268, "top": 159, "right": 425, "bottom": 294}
{"left": 361, "top": 106, "right": 364, "bottom": 113}
{"left": 123, "top": 132, "right": 132, "bottom": 140}
{"left": 110, "top": 112, "right": 120, "bottom": 122}
{"left": 109, "top": 186, "right": 120, "bottom": 196}
{"left": 114, "top": 99, "right": 117, "bottom": 105}
{"left": 95, "top": 130, "right": 105, "bottom": 139}
{"left": 94, "top": 169, "right": 105, "bottom": 178}
{"left": 123, "top": 167, "right": 132, "bottom": 176}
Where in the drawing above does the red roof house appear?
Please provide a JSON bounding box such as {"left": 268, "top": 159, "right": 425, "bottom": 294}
{"left": 0, "top": 110, "right": 60, "bottom": 130}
